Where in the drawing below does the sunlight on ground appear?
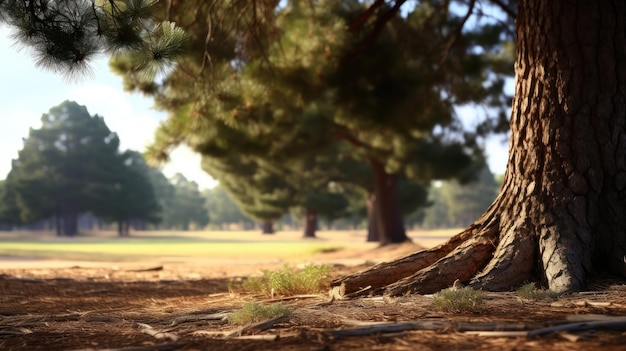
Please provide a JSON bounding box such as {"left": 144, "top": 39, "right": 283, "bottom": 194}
{"left": 0, "top": 229, "right": 458, "bottom": 268}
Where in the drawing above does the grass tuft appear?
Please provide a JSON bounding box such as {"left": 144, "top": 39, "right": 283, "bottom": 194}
{"left": 516, "top": 282, "right": 557, "bottom": 300}
{"left": 236, "top": 263, "right": 332, "bottom": 296}
{"left": 228, "top": 302, "right": 290, "bottom": 325}
{"left": 432, "top": 287, "right": 483, "bottom": 313}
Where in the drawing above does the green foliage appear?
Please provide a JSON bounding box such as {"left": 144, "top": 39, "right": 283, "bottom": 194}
{"left": 228, "top": 302, "right": 290, "bottom": 325}
{"left": 2, "top": 101, "right": 161, "bottom": 235}
{"left": 516, "top": 283, "right": 557, "bottom": 300}
{"left": 132, "top": 1, "right": 511, "bottom": 242}
{"left": 432, "top": 287, "right": 484, "bottom": 313}
{"left": 0, "top": 0, "right": 187, "bottom": 80}
{"left": 238, "top": 264, "right": 332, "bottom": 296}
{"left": 204, "top": 187, "right": 254, "bottom": 229}
{"left": 159, "top": 173, "right": 209, "bottom": 230}
{"left": 95, "top": 150, "right": 162, "bottom": 235}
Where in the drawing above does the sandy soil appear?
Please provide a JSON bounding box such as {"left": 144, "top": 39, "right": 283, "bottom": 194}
{"left": 1, "top": 233, "right": 626, "bottom": 351}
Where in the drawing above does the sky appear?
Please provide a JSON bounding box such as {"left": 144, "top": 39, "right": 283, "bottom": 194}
{"left": 0, "top": 26, "right": 509, "bottom": 190}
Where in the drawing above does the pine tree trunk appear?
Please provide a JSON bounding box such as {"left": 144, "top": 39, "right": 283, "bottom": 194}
{"left": 261, "top": 221, "right": 274, "bottom": 234}
{"left": 370, "top": 159, "right": 409, "bottom": 245}
{"left": 366, "top": 192, "right": 379, "bottom": 242}
{"left": 303, "top": 208, "right": 317, "bottom": 238}
{"left": 117, "top": 220, "right": 125, "bottom": 237}
{"left": 333, "top": 0, "right": 626, "bottom": 295}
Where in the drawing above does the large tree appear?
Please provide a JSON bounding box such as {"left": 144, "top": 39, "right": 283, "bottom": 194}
{"left": 334, "top": 0, "right": 626, "bottom": 295}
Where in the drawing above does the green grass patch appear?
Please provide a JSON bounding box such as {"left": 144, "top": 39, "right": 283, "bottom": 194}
{"left": 228, "top": 302, "right": 290, "bottom": 325}
{"left": 236, "top": 263, "right": 332, "bottom": 296}
{"left": 0, "top": 238, "right": 338, "bottom": 262}
{"left": 432, "top": 287, "right": 483, "bottom": 313}
{"left": 516, "top": 282, "right": 557, "bottom": 300}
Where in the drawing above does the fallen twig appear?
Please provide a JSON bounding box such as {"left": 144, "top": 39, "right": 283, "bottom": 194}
{"left": 328, "top": 315, "right": 626, "bottom": 339}
{"left": 262, "top": 294, "right": 324, "bottom": 303}
{"left": 68, "top": 343, "right": 183, "bottom": 351}
{"left": 128, "top": 266, "right": 164, "bottom": 272}
{"left": 168, "top": 312, "right": 230, "bottom": 326}
{"left": 527, "top": 317, "right": 626, "bottom": 337}
{"left": 226, "top": 316, "right": 290, "bottom": 337}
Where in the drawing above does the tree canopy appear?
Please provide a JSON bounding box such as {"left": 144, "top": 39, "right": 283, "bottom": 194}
{"left": 1, "top": 100, "right": 161, "bottom": 236}
{"left": 108, "top": 0, "right": 513, "bottom": 244}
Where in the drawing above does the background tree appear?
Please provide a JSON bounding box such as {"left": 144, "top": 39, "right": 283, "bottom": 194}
{"left": 0, "top": 178, "right": 23, "bottom": 227}
{"left": 7, "top": 101, "right": 123, "bottom": 236}
{"left": 161, "top": 173, "right": 209, "bottom": 230}
{"left": 204, "top": 186, "right": 254, "bottom": 230}
{"left": 419, "top": 165, "right": 501, "bottom": 229}
{"left": 95, "top": 150, "right": 162, "bottom": 236}
{"left": 113, "top": 0, "right": 511, "bottom": 245}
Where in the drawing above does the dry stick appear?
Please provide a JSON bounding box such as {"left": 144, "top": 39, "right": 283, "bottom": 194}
{"left": 261, "top": 294, "right": 324, "bottom": 303}
{"left": 226, "top": 315, "right": 290, "bottom": 337}
{"left": 68, "top": 343, "right": 183, "bottom": 351}
{"left": 127, "top": 266, "right": 164, "bottom": 272}
{"left": 330, "top": 316, "right": 626, "bottom": 339}
{"left": 527, "top": 317, "right": 626, "bottom": 337}
{"left": 169, "top": 312, "right": 230, "bottom": 326}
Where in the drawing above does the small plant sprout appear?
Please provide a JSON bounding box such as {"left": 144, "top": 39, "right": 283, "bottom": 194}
{"left": 516, "top": 282, "right": 557, "bottom": 300}
{"left": 237, "top": 263, "right": 332, "bottom": 296}
{"left": 227, "top": 302, "right": 290, "bottom": 325}
{"left": 432, "top": 286, "right": 484, "bottom": 313}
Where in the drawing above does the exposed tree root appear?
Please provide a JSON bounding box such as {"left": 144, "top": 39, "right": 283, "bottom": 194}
{"left": 331, "top": 228, "right": 476, "bottom": 295}
{"left": 384, "top": 225, "right": 499, "bottom": 295}
{"left": 332, "top": 197, "right": 513, "bottom": 296}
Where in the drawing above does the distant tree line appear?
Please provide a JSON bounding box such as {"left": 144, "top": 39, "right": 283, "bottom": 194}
{"left": 0, "top": 101, "right": 211, "bottom": 236}
{"left": 0, "top": 101, "right": 502, "bottom": 237}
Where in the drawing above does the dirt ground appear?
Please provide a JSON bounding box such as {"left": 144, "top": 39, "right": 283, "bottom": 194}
{"left": 1, "top": 242, "right": 626, "bottom": 351}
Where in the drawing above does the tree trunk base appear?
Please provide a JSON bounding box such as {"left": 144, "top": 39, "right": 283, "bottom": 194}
{"left": 331, "top": 193, "right": 590, "bottom": 296}
{"left": 332, "top": 207, "right": 500, "bottom": 295}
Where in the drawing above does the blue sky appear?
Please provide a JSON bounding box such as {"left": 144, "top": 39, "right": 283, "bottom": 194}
{"left": 0, "top": 26, "right": 509, "bottom": 191}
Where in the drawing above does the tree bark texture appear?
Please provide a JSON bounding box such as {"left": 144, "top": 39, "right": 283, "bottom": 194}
{"left": 333, "top": 0, "right": 626, "bottom": 295}
{"left": 369, "top": 159, "right": 409, "bottom": 245}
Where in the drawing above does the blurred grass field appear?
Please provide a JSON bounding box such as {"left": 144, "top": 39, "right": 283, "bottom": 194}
{"left": 0, "top": 229, "right": 459, "bottom": 263}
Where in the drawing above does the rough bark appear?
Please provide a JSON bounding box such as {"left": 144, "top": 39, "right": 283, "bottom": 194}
{"left": 370, "top": 159, "right": 409, "bottom": 245}
{"left": 333, "top": 0, "right": 626, "bottom": 296}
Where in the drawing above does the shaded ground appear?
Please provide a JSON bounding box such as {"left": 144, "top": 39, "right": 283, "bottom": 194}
{"left": 1, "top": 242, "right": 626, "bottom": 350}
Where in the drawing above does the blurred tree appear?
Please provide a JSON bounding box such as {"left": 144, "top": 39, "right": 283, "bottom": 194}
{"left": 94, "top": 150, "right": 162, "bottom": 236}
{"left": 8, "top": 101, "right": 123, "bottom": 236}
{"left": 204, "top": 186, "right": 254, "bottom": 230}
{"left": 3, "top": 101, "right": 161, "bottom": 236}
{"left": 0, "top": 179, "right": 23, "bottom": 227}
{"left": 161, "top": 173, "right": 209, "bottom": 230}
{"left": 441, "top": 166, "right": 500, "bottom": 228}
{"left": 118, "top": 1, "right": 511, "bottom": 245}
{"left": 419, "top": 165, "right": 501, "bottom": 229}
